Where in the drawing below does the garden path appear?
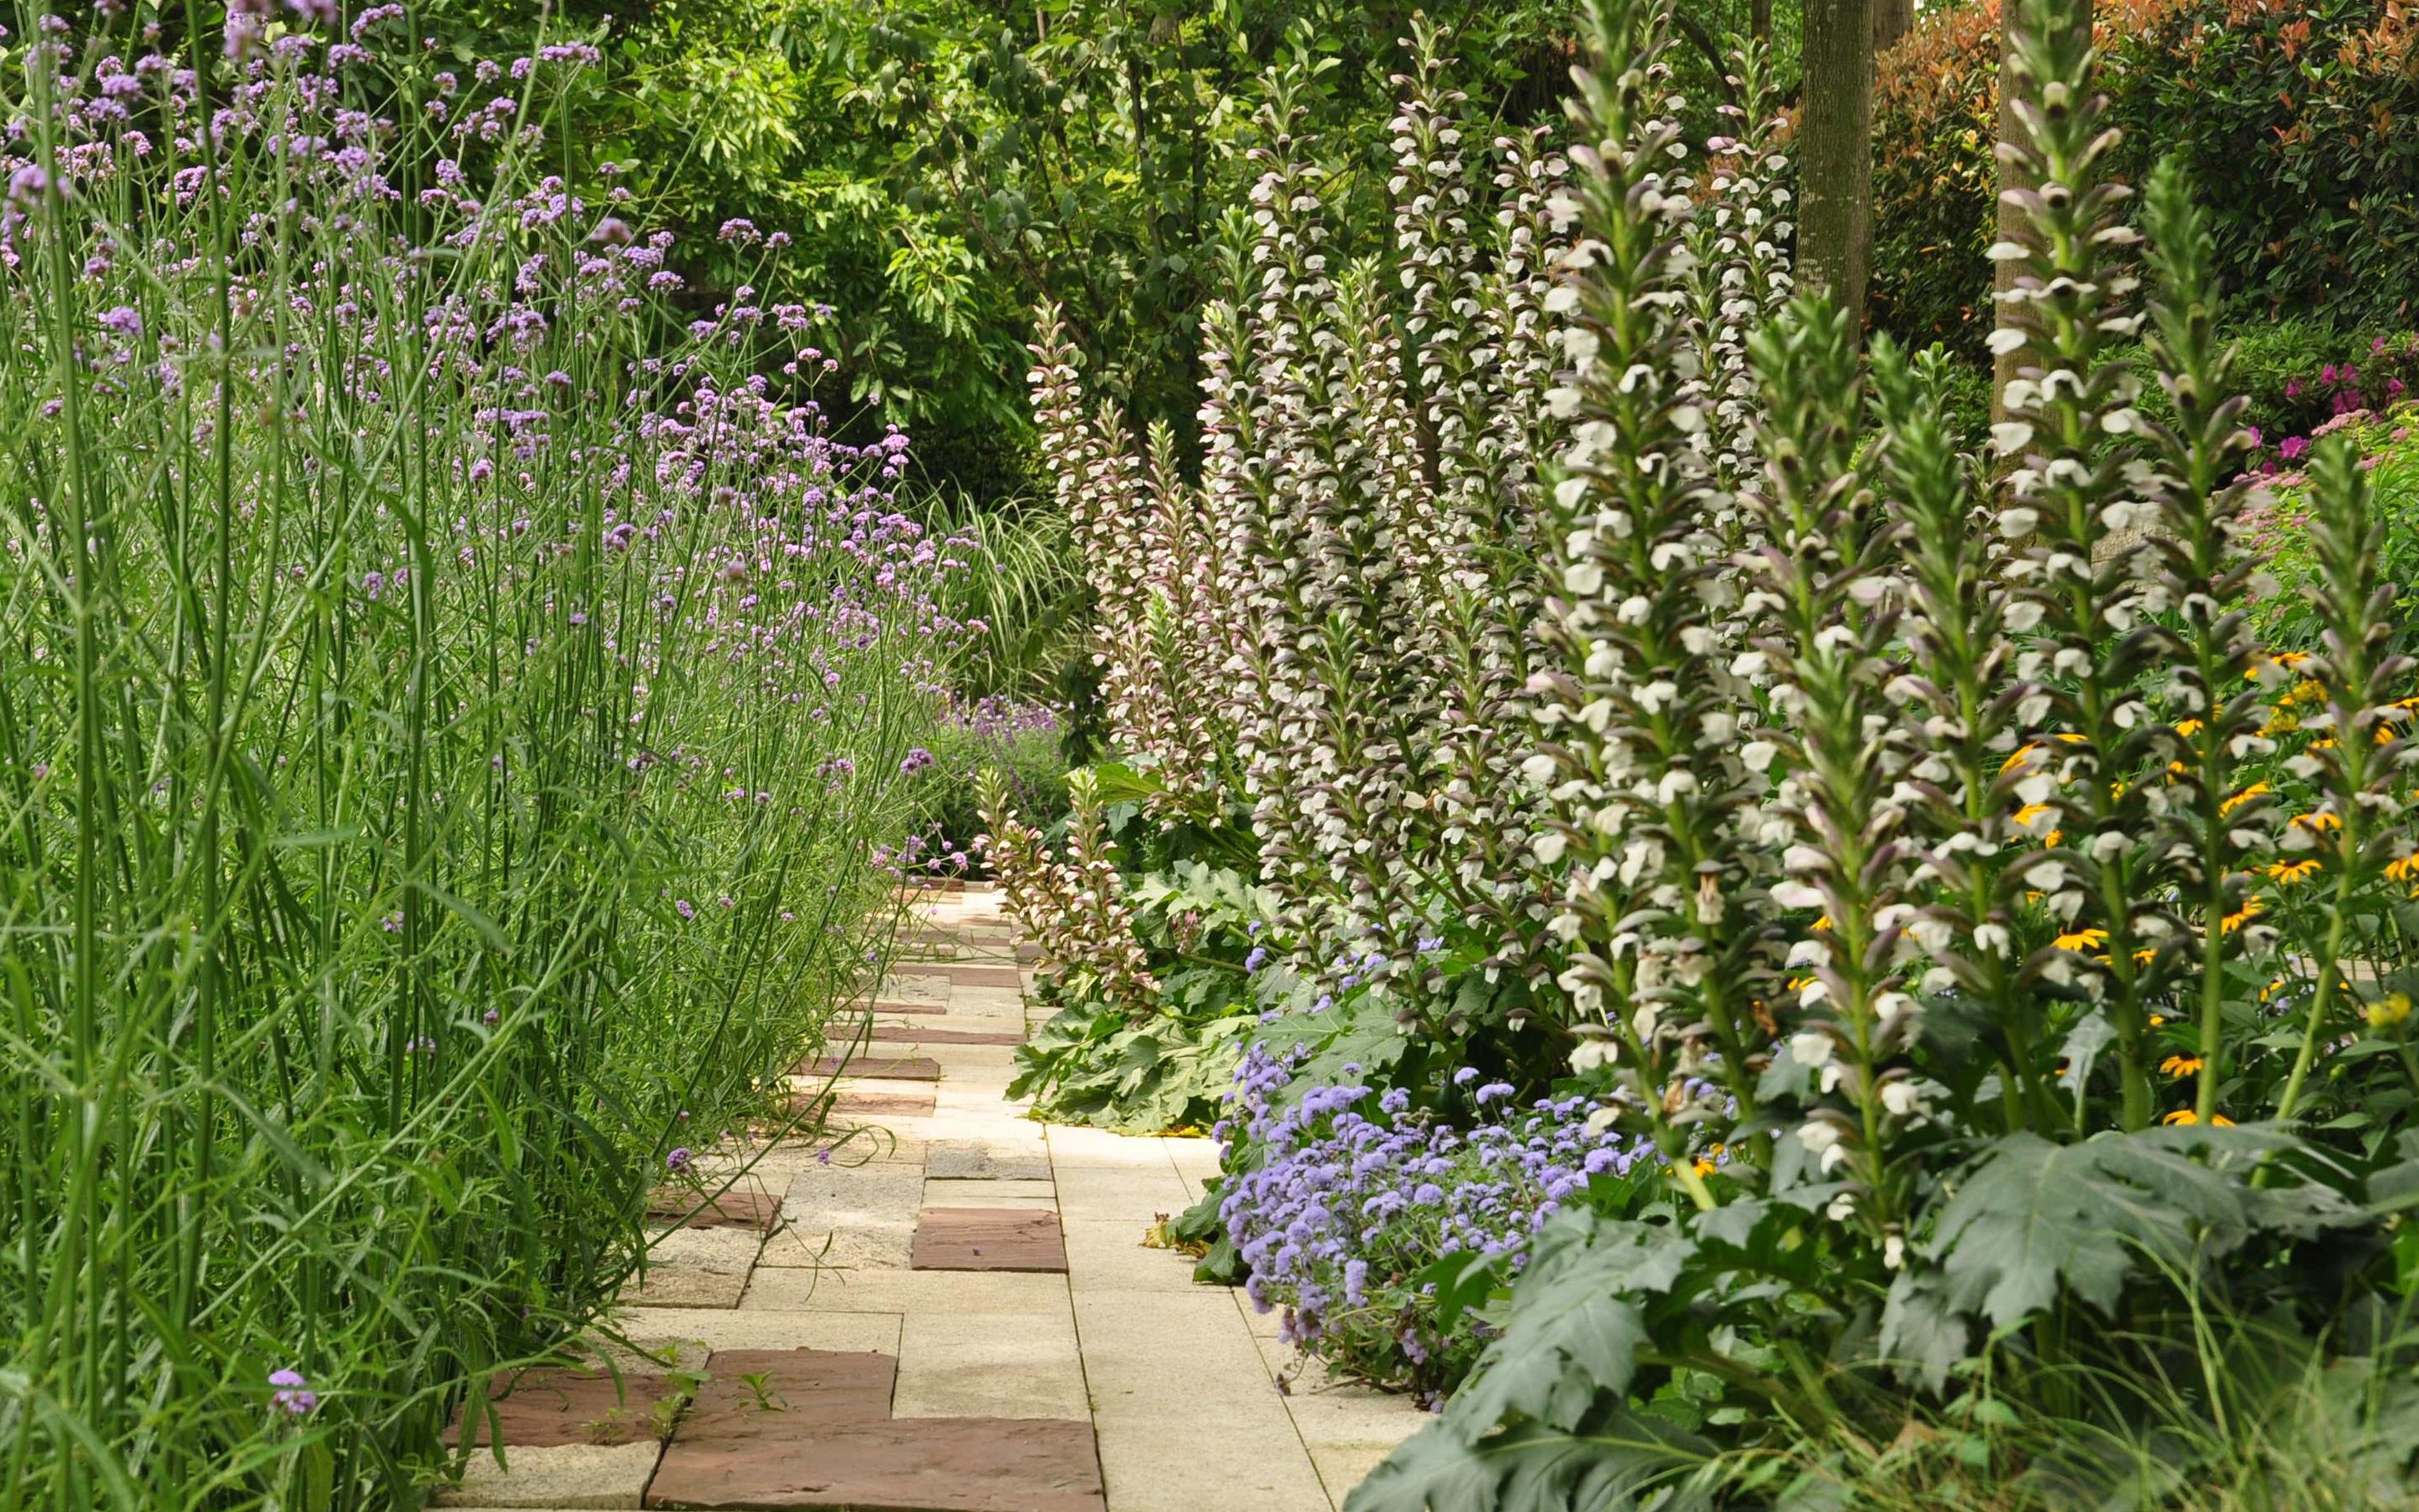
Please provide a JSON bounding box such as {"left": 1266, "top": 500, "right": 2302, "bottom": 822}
{"left": 434, "top": 883, "right": 1421, "bottom": 1510}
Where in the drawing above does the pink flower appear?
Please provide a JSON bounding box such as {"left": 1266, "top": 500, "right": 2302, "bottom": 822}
{"left": 2279, "top": 435, "right": 2310, "bottom": 461}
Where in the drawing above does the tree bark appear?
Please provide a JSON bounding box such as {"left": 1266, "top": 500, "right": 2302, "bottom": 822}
{"left": 1753, "top": 0, "right": 1773, "bottom": 43}
{"left": 1874, "top": 0, "right": 1915, "bottom": 51}
{"left": 1799, "top": 0, "right": 1878, "bottom": 331}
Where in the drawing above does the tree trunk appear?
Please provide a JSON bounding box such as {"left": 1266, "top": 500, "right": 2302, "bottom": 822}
{"left": 1799, "top": 0, "right": 1878, "bottom": 331}
{"left": 1875, "top": 0, "right": 1915, "bottom": 51}
{"left": 1753, "top": 0, "right": 1773, "bottom": 43}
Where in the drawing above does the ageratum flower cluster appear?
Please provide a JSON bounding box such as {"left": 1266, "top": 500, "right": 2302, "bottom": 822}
{"left": 1219, "top": 1046, "right": 1654, "bottom": 1396}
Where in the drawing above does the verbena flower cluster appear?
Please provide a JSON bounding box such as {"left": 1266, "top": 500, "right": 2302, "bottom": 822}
{"left": 1220, "top": 1045, "right": 1656, "bottom": 1395}
{"left": 0, "top": 9, "right": 967, "bottom": 1498}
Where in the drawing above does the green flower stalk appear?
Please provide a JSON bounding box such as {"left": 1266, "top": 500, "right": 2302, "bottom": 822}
{"left": 980, "top": 768, "right": 1159, "bottom": 1013}
{"left": 1737, "top": 294, "right": 1914, "bottom": 1240}
{"left": 2274, "top": 436, "right": 2418, "bottom": 1123}
{"left": 1026, "top": 311, "right": 1235, "bottom": 821}
{"left": 2135, "top": 157, "right": 2272, "bottom": 1128}
{"left": 1531, "top": 0, "right": 1777, "bottom": 1201}
{"left": 1868, "top": 341, "right": 2055, "bottom": 1132}
{"left": 1989, "top": 0, "right": 2165, "bottom": 1129}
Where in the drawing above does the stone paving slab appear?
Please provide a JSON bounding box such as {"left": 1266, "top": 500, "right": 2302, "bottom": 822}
{"left": 620, "top": 1228, "right": 764, "bottom": 1310}
{"left": 786, "top": 1087, "right": 938, "bottom": 1119}
{"left": 889, "top": 961, "right": 1026, "bottom": 989}
{"left": 910, "top": 1209, "right": 1068, "bottom": 1272}
{"left": 1076, "top": 1289, "right": 1333, "bottom": 1512}
{"left": 893, "top": 1308, "right": 1090, "bottom": 1420}
{"left": 617, "top": 1309, "right": 903, "bottom": 1364}
{"left": 1062, "top": 1219, "right": 1204, "bottom": 1295}
{"left": 649, "top": 1189, "right": 783, "bottom": 1233}
{"left": 573, "top": 901, "right": 1425, "bottom": 1512}
{"left": 741, "top": 1265, "right": 1073, "bottom": 1316}
{"left": 923, "top": 1177, "right": 1055, "bottom": 1205}
{"left": 437, "top": 1440, "right": 665, "bottom": 1508}
{"left": 1248, "top": 1341, "right": 1427, "bottom": 1504}
{"left": 925, "top": 1142, "right": 1052, "bottom": 1182}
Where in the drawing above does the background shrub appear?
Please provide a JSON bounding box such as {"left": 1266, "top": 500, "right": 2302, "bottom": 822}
{"left": 1871, "top": 0, "right": 2419, "bottom": 364}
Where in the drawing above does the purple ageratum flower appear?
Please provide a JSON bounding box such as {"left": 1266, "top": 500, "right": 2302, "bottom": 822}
{"left": 1217, "top": 1044, "right": 1655, "bottom": 1382}
{"left": 1451, "top": 1067, "right": 1480, "bottom": 1087}
{"left": 1243, "top": 946, "right": 1270, "bottom": 973}
{"left": 268, "top": 1369, "right": 318, "bottom": 1416}
{"left": 665, "top": 1147, "right": 694, "bottom": 1172}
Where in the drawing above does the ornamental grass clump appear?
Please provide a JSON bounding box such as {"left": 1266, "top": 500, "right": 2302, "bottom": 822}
{"left": 0, "top": 8, "right": 951, "bottom": 1502}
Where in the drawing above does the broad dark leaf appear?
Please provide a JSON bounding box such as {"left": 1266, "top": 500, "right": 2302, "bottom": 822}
{"left": 1347, "top": 1409, "right": 1715, "bottom": 1512}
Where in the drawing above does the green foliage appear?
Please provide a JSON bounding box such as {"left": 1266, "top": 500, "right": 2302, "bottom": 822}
{"left": 2248, "top": 406, "right": 2419, "bottom": 658}
{"left": 917, "top": 489, "right": 1092, "bottom": 700}
{"left": 905, "top": 701, "right": 1069, "bottom": 860}
{"left": 1008, "top": 858, "right": 1271, "bottom": 1130}
{"left": 1009, "top": 996, "right": 1257, "bottom": 1132}
{"left": 423, "top": 0, "right": 1584, "bottom": 496}
{"left": 1339, "top": 0, "right": 2419, "bottom": 1501}
{"left": 1870, "top": 0, "right": 2419, "bottom": 366}
{"left": 0, "top": 13, "right": 930, "bottom": 1501}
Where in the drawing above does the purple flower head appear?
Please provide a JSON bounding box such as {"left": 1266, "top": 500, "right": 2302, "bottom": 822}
{"left": 268, "top": 1369, "right": 318, "bottom": 1416}
{"left": 665, "top": 1147, "right": 694, "bottom": 1172}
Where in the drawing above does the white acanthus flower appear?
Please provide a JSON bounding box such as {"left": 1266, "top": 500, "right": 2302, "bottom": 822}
{"left": 1789, "top": 1030, "right": 1835, "bottom": 1068}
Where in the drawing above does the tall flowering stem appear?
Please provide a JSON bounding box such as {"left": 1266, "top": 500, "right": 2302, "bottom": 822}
{"left": 1738, "top": 296, "right": 1915, "bottom": 1238}
{"left": 1990, "top": 0, "right": 2164, "bottom": 1129}
{"left": 1869, "top": 343, "right": 2054, "bottom": 1130}
{"left": 979, "top": 768, "right": 1158, "bottom": 1011}
{"left": 2273, "top": 437, "right": 2417, "bottom": 1123}
{"left": 1025, "top": 311, "right": 1234, "bottom": 818}
{"left": 1533, "top": 0, "right": 1775, "bottom": 1201}
{"left": 2136, "top": 157, "right": 2270, "bottom": 1127}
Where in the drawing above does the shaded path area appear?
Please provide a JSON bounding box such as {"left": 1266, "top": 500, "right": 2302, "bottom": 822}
{"left": 435, "top": 884, "right": 1419, "bottom": 1510}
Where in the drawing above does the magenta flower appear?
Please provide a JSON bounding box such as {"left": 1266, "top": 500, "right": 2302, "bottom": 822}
{"left": 2279, "top": 435, "right": 2310, "bottom": 461}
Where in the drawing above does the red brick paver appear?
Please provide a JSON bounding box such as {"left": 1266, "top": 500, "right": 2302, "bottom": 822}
{"left": 446, "top": 1367, "right": 680, "bottom": 1450}
{"left": 796, "top": 1055, "right": 944, "bottom": 1081}
{"left": 648, "top": 1189, "right": 785, "bottom": 1232}
{"left": 910, "top": 1209, "right": 1069, "bottom": 1273}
